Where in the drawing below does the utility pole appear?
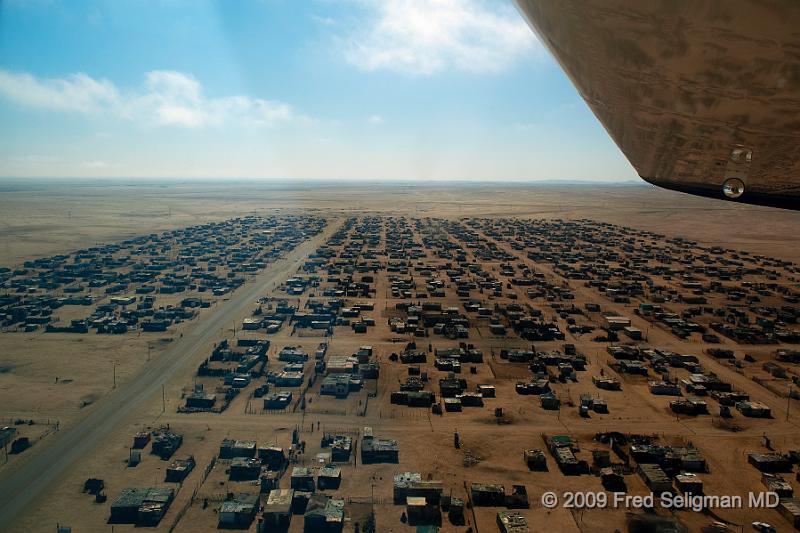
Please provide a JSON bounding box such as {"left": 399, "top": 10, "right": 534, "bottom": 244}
{"left": 787, "top": 386, "right": 792, "bottom": 421}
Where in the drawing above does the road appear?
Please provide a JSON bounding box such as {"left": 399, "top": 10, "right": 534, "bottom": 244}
{"left": 0, "top": 219, "right": 340, "bottom": 528}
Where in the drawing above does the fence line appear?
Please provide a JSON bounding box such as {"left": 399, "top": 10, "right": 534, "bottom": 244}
{"left": 167, "top": 455, "right": 217, "bottom": 533}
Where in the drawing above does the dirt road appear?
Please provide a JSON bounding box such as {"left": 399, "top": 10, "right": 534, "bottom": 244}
{"left": 0, "top": 218, "right": 341, "bottom": 528}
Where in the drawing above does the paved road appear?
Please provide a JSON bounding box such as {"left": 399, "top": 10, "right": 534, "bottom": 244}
{"left": 0, "top": 220, "right": 340, "bottom": 528}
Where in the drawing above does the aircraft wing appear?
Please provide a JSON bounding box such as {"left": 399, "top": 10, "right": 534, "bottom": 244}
{"left": 515, "top": 0, "right": 800, "bottom": 209}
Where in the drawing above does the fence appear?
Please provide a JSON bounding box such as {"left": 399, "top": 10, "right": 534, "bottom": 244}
{"left": 296, "top": 329, "right": 330, "bottom": 337}
{"left": 0, "top": 417, "right": 60, "bottom": 427}
{"left": 167, "top": 456, "right": 217, "bottom": 533}
{"left": 0, "top": 418, "right": 60, "bottom": 463}
{"left": 322, "top": 426, "right": 361, "bottom": 438}
{"left": 302, "top": 407, "right": 348, "bottom": 417}
{"left": 347, "top": 496, "right": 386, "bottom": 505}
{"left": 376, "top": 408, "right": 431, "bottom": 420}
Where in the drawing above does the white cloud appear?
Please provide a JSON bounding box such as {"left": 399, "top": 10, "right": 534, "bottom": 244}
{"left": 367, "top": 114, "right": 384, "bottom": 124}
{"left": 0, "top": 69, "right": 308, "bottom": 128}
{"left": 342, "top": 0, "right": 542, "bottom": 76}
{"left": 0, "top": 70, "right": 121, "bottom": 113}
{"left": 81, "top": 159, "right": 110, "bottom": 169}
{"left": 310, "top": 13, "right": 337, "bottom": 26}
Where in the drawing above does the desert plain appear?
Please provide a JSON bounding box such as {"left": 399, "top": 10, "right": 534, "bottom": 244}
{"left": 1, "top": 180, "right": 800, "bottom": 533}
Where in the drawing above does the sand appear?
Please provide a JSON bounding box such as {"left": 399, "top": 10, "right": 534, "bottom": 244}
{"left": 1, "top": 180, "right": 800, "bottom": 533}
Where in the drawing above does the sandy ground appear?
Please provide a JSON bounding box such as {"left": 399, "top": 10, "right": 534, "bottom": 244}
{"left": 1, "top": 180, "right": 799, "bottom": 264}
{"left": 1, "top": 182, "right": 800, "bottom": 533}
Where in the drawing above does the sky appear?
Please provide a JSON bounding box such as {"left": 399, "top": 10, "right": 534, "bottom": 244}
{"left": 0, "top": 0, "right": 638, "bottom": 181}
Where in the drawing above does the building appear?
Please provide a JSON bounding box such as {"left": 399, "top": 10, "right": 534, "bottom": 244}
{"left": 219, "top": 493, "right": 258, "bottom": 528}
{"left": 523, "top": 449, "right": 547, "bottom": 471}
{"left": 0, "top": 427, "right": 17, "bottom": 449}
{"left": 443, "top": 398, "right": 462, "bottom": 412}
{"left": 674, "top": 473, "right": 703, "bottom": 494}
{"left": 230, "top": 458, "right": 262, "bottom": 481}
{"left": 447, "top": 496, "right": 465, "bottom": 525}
{"left": 220, "top": 439, "right": 257, "bottom": 459}
{"left": 459, "top": 392, "right": 484, "bottom": 407}
{"left": 292, "top": 491, "right": 311, "bottom": 514}
{"left": 470, "top": 483, "right": 505, "bottom": 506}
{"left": 638, "top": 464, "right": 672, "bottom": 494}
{"left": 649, "top": 381, "right": 682, "bottom": 396}
{"left": 291, "top": 467, "right": 316, "bottom": 492}
{"left": 762, "top": 473, "right": 793, "bottom": 498}
{"left": 151, "top": 431, "right": 182, "bottom": 460}
{"left": 275, "top": 371, "right": 304, "bottom": 387}
{"left": 406, "top": 496, "right": 440, "bottom": 526}
{"left": 327, "top": 355, "right": 358, "bottom": 374}
{"left": 303, "top": 493, "right": 344, "bottom": 532}
{"left": 109, "top": 487, "right": 174, "bottom": 525}
{"left": 748, "top": 452, "right": 793, "bottom": 473}
{"left": 258, "top": 446, "right": 286, "bottom": 470}
{"left": 263, "top": 489, "right": 293, "bottom": 531}
{"left": 736, "top": 401, "right": 772, "bottom": 418}
{"left": 317, "top": 466, "right": 342, "bottom": 490}
{"left": 505, "top": 485, "right": 529, "bottom": 509}
{"left": 185, "top": 392, "right": 216, "bottom": 409}
{"left": 361, "top": 430, "right": 399, "bottom": 464}
{"left": 393, "top": 472, "right": 443, "bottom": 504}
{"left": 593, "top": 375, "right": 622, "bottom": 390}
{"left": 278, "top": 346, "right": 308, "bottom": 362}
{"left": 624, "top": 326, "right": 643, "bottom": 340}
{"left": 260, "top": 471, "right": 281, "bottom": 494}
{"left": 165, "top": 456, "right": 195, "bottom": 483}
{"left": 540, "top": 392, "right": 561, "bottom": 410}
{"left": 670, "top": 399, "right": 708, "bottom": 415}
{"left": 320, "top": 374, "right": 352, "bottom": 398}
{"left": 132, "top": 432, "right": 151, "bottom": 449}
{"left": 600, "top": 467, "right": 625, "bottom": 490}
{"left": 604, "top": 315, "right": 631, "bottom": 330}
{"left": 264, "top": 391, "right": 292, "bottom": 410}
{"left": 406, "top": 391, "right": 436, "bottom": 407}
{"left": 328, "top": 435, "right": 352, "bottom": 462}
{"left": 497, "top": 511, "right": 529, "bottom": 533}
{"left": 778, "top": 498, "right": 800, "bottom": 529}
{"left": 477, "top": 384, "right": 496, "bottom": 397}
{"left": 242, "top": 317, "right": 263, "bottom": 330}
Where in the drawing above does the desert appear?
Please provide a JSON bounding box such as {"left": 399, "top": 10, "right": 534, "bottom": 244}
{"left": 1, "top": 181, "right": 800, "bottom": 533}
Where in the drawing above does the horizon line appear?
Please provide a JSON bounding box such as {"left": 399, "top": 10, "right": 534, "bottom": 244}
{"left": 0, "top": 176, "right": 644, "bottom": 185}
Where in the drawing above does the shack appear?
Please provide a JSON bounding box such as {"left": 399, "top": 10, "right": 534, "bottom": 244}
{"left": 778, "top": 498, "right": 800, "bottom": 529}
{"left": 230, "top": 458, "right": 261, "bottom": 481}
{"left": 220, "top": 439, "right": 257, "bottom": 459}
{"left": 303, "top": 493, "right": 344, "bottom": 532}
{"left": 291, "top": 467, "right": 316, "bottom": 492}
{"left": 263, "top": 489, "right": 293, "bottom": 531}
{"left": 165, "top": 456, "right": 195, "bottom": 483}
{"left": 470, "top": 483, "right": 505, "bottom": 506}
{"left": 393, "top": 472, "right": 443, "bottom": 504}
{"left": 638, "top": 464, "right": 672, "bottom": 494}
{"left": 317, "top": 466, "right": 342, "bottom": 490}
{"left": 497, "top": 511, "right": 529, "bottom": 533}
{"left": 361, "top": 430, "right": 399, "bottom": 464}
{"left": 219, "top": 493, "right": 258, "bottom": 528}
{"left": 109, "top": 487, "right": 174, "bottom": 525}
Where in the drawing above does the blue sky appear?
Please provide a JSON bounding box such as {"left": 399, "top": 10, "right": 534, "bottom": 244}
{"left": 0, "top": 0, "right": 637, "bottom": 181}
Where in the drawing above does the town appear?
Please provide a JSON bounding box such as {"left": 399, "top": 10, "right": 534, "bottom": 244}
{"left": 3, "top": 212, "right": 800, "bottom": 532}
